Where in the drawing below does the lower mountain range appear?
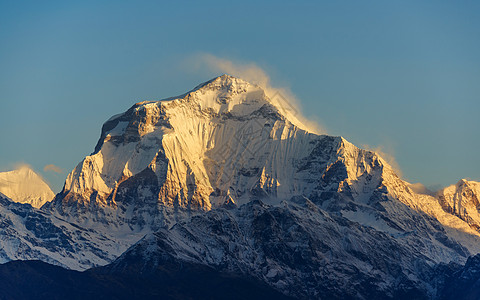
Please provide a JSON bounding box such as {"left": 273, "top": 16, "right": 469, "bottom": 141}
{"left": 1, "top": 75, "right": 479, "bottom": 299}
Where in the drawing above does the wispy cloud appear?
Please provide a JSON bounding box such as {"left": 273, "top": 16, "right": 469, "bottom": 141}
{"left": 362, "top": 144, "right": 403, "bottom": 178}
{"left": 43, "top": 164, "right": 63, "bottom": 173}
{"left": 185, "top": 54, "right": 324, "bottom": 134}
{"left": 409, "top": 182, "right": 434, "bottom": 195}
{"left": 13, "top": 162, "right": 33, "bottom": 171}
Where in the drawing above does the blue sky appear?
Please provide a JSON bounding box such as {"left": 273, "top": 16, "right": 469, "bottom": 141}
{"left": 1, "top": 0, "right": 479, "bottom": 192}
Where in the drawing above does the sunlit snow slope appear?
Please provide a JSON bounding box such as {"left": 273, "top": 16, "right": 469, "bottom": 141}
{"left": 0, "top": 166, "right": 54, "bottom": 208}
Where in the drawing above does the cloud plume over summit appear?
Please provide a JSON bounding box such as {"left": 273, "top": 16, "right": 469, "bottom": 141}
{"left": 187, "top": 54, "right": 324, "bottom": 134}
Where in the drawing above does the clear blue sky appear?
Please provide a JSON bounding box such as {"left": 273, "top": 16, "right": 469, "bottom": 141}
{"left": 1, "top": 0, "right": 479, "bottom": 192}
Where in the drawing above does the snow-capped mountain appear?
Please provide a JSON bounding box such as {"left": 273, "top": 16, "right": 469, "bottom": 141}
{"left": 45, "top": 75, "right": 480, "bottom": 259}
{"left": 0, "top": 193, "right": 131, "bottom": 270}
{"left": 1, "top": 75, "right": 480, "bottom": 298}
{"left": 437, "top": 180, "right": 480, "bottom": 231}
{"left": 0, "top": 166, "right": 54, "bottom": 208}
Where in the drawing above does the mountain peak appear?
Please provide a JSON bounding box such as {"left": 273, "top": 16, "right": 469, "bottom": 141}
{"left": 192, "top": 74, "right": 252, "bottom": 90}
{"left": 186, "top": 74, "right": 314, "bottom": 132}
{"left": 437, "top": 179, "right": 480, "bottom": 231}
{"left": 53, "top": 76, "right": 331, "bottom": 220}
{"left": 177, "top": 74, "right": 267, "bottom": 113}
{"left": 54, "top": 76, "right": 406, "bottom": 224}
{"left": 105, "top": 74, "right": 312, "bottom": 137}
{"left": 458, "top": 178, "right": 477, "bottom": 186}
{"left": 0, "top": 166, "right": 54, "bottom": 208}
{"left": 14, "top": 166, "right": 39, "bottom": 178}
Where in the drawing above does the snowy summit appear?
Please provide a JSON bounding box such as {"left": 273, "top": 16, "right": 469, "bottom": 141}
{"left": 0, "top": 166, "right": 54, "bottom": 208}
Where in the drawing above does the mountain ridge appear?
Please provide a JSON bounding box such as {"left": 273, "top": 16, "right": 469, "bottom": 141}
{"left": 1, "top": 75, "right": 480, "bottom": 298}
{"left": 43, "top": 75, "right": 480, "bottom": 258}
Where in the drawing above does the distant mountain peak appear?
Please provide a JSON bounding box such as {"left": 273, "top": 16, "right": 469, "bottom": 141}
{"left": 437, "top": 179, "right": 480, "bottom": 230}
{"left": 0, "top": 166, "right": 54, "bottom": 208}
